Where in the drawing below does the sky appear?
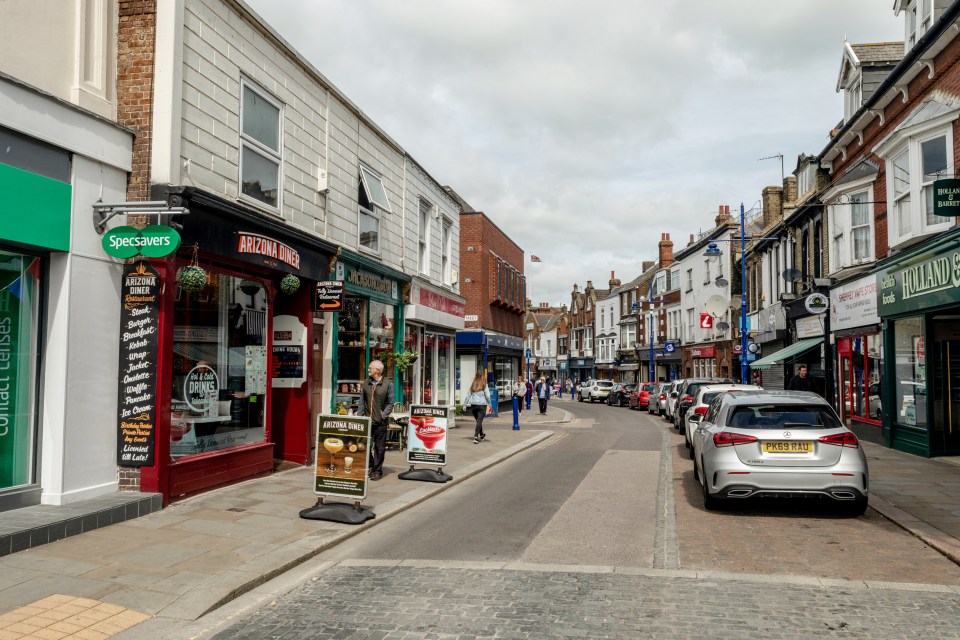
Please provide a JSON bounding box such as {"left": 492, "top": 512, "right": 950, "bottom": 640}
{"left": 244, "top": 0, "right": 905, "bottom": 307}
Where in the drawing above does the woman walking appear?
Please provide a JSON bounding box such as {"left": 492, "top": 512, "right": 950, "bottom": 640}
{"left": 465, "top": 372, "right": 492, "bottom": 444}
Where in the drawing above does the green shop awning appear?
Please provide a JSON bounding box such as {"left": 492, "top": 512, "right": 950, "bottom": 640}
{"left": 749, "top": 337, "right": 823, "bottom": 370}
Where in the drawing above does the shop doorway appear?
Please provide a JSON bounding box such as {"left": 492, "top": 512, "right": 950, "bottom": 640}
{"left": 931, "top": 317, "right": 960, "bottom": 454}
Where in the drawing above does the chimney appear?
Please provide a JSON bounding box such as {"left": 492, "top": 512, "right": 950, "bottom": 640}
{"left": 762, "top": 185, "right": 784, "bottom": 228}
{"left": 783, "top": 175, "right": 798, "bottom": 205}
{"left": 689, "top": 233, "right": 695, "bottom": 246}
{"left": 539, "top": 302, "right": 549, "bottom": 309}
{"left": 609, "top": 270, "right": 621, "bottom": 289}
{"left": 641, "top": 260, "right": 654, "bottom": 272}
{"left": 658, "top": 232, "right": 674, "bottom": 268}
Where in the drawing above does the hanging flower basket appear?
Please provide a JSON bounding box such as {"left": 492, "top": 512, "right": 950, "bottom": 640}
{"left": 177, "top": 265, "right": 207, "bottom": 293}
{"left": 280, "top": 274, "right": 301, "bottom": 295}
{"left": 239, "top": 280, "right": 262, "bottom": 296}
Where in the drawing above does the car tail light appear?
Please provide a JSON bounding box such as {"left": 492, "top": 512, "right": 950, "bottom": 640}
{"left": 682, "top": 395, "right": 693, "bottom": 404}
{"left": 659, "top": 394, "right": 666, "bottom": 400}
{"left": 818, "top": 432, "right": 859, "bottom": 448}
{"left": 714, "top": 432, "right": 758, "bottom": 447}
{"left": 694, "top": 406, "right": 708, "bottom": 416}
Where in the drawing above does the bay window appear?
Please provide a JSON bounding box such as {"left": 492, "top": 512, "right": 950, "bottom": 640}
{"left": 828, "top": 186, "right": 875, "bottom": 273}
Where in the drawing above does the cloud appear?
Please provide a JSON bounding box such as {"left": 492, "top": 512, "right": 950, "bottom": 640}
{"left": 245, "top": 0, "right": 903, "bottom": 305}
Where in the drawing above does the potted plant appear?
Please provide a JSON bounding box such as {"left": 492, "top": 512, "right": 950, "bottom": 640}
{"left": 391, "top": 350, "right": 419, "bottom": 374}
{"left": 279, "top": 273, "right": 300, "bottom": 295}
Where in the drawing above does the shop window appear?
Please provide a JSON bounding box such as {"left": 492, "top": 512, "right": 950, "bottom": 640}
{"left": 337, "top": 296, "right": 367, "bottom": 381}
{"left": 239, "top": 81, "right": 282, "bottom": 210}
{"left": 0, "top": 252, "right": 41, "bottom": 490}
{"left": 169, "top": 271, "right": 268, "bottom": 458}
{"left": 402, "top": 325, "right": 422, "bottom": 403}
{"left": 368, "top": 300, "right": 395, "bottom": 370}
{"left": 893, "top": 316, "right": 927, "bottom": 429}
{"left": 436, "top": 334, "right": 451, "bottom": 405}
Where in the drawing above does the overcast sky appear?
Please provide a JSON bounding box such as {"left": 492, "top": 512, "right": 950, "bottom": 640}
{"left": 245, "top": 0, "right": 904, "bottom": 307}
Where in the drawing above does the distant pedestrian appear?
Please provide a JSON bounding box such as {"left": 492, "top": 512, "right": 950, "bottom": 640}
{"left": 515, "top": 376, "right": 527, "bottom": 414}
{"left": 787, "top": 365, "right": 812, "bottom": 392}
{"left": 465, "top": 372, "right": 492, "bottom": 444}
{"left": 535, "top": 376, "right": 550, "bottom": 414}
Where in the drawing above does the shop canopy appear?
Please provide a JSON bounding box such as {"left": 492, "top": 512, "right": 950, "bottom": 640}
{"left": 749, "top": 337, "right": 824, "bottom": 370}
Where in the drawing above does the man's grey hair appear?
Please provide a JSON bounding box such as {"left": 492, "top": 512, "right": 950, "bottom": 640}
{"left": 370, "top": 359, "right": 385, "bottom": 373}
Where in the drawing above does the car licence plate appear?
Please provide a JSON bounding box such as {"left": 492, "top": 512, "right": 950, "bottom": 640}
{"left": 762, "top": 441, "right": 812, "bottom": 453}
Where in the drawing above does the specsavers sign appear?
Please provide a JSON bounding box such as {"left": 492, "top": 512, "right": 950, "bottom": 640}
{"left": 877, "top": 242, "right": 960, "bottom": 316}
{"left": 103, "top": 225, "right": 181, "bottom": 259}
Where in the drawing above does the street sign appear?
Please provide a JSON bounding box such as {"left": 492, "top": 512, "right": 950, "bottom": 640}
{"left": 315, "top": 280, "right": 345, "bottom": 312}
{"left": 525, "top": 348, "right": 532, "bottom": 358}
{"left": 631, "top": 302, "right": 639, "bottom": 312}
{"left": 664, "top": 342, "right": 676, "bottom": 353}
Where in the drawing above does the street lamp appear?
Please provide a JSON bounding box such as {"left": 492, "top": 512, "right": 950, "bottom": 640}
{"left": 703, "top": 203, "right": 777, "bottom": 383}
{"left": 640, "top": 281, "right": 666, "bottom": 383}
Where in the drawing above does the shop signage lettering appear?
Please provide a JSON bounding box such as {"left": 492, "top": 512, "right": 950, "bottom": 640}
{"left": 314, "top": 414, "right": 371, "bottom": 499}
{"left": 347, "top": 268, "right": 392, "bottom": 296}
{"left": 413, "top": 285, "right": 466, "bottom": 317}
{"left": 184, "top": 364, "right": 219, "bottom": 414}
{"left": 830, "top": 275, "right": 879, "bottom": 332}
{"left": 236, "top": 232, "right": 301, "bottom": 270}
{"left": 102, "top": 225, "right": 181, "bottom": 259}
{"left": 878, "top": 246, "right": 960, "bottom": 316}
{"left": 0, "top": 287, "right": 23, "bottom": 486}
{"left": 933, "top": 178, "right": 960, "bottom": 217}
{"left": 690, "top": 346, "right": 716, "bottom": 358}
{"left": 117, "top": 261, "right": 161, "bottom": 466}
{"left": 315, "top": 280, "right": 345, "bottom": 311}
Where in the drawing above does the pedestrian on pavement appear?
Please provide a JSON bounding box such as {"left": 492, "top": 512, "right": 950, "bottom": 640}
{"left": 566, "top": 379, "right": 573, "bottom": 398}
{"left": 525, "top": 377, "right": 534, "bottom": 410}
{"left": 514, "top": 376, "right": 526, "bottom": 414}
{"left": 787, "top": 364, "right": 812, "bottom": 392}
{"left": 358, "top": 359, "right": 394, "bottom": 480}
{"left": 465, "top": 372, "right": 492, "bottom": 444}
{"left": 535, "top": 376, "right": 550, "bottom": 414}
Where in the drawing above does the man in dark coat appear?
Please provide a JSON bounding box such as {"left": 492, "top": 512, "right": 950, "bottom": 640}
{"left": 787, "top": 365, "right": 812, "bottom": 392}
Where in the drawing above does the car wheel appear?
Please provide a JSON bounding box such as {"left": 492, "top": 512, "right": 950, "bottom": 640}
{"left": 687, "top": 440, "right": 695, "bottom": 459}
{"left": 701, "top": 465, "right": 720, "bottom": 511}
{"left": 848, "top": 495, "right": 868, "bottom": 516}
{"left": 578, "top": 394, "right": 583, "bottom": 402}
{"left": 693, "top": 456, "right": 700, "bottom": 481}
{"left": 677, "top": 420, "right": 685, "bottom": 436}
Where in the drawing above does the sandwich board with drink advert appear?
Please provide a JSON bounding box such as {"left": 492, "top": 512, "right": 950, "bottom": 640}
{"left": 299, "top": 414, "right": 375, "bottom": 524}
{"left": 399, "top": 405, "right": 453, "bottom": 483}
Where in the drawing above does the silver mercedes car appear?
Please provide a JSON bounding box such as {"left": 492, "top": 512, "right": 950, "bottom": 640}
{"left": 690, "top": 390, "right": 868, "bottom": 515}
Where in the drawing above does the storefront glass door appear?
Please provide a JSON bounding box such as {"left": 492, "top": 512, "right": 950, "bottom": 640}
{"left": 0, "top": 252, "right": 41, "bottom": 492}
{"left": 931, "top": 318, "right": 960, "bottom": 454}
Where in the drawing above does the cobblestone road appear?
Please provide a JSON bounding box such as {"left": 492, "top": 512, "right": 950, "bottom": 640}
{"left": 210, "top": 562, "right": 960, "bottom": 639}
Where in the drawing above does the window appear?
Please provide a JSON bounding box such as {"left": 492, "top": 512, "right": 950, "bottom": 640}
{"left": 830, "top": 189, "right": 874, "bottom": 272}
{"left": 240, "top": 81, "right": 282, "bottom": 210}
{"left": 906, "top": 0, "right": 934, "bottom": 50}
{"left": 441, "top": 218, "right": 452, "bottom": 284}
{"left": 686, "top": 269, "right": 693, "bottom": 292}
{"left": 655, "top": 273, "right": 666, "bottom": 295}
{"left": 686, "top": 308, "right": 695, "bottom": 342}
{"left": 358, "top": 207, "right": 379, "bottom": 253}
{"left": 418, "top": 198, "right": 432, "bottom": 274}
{"left": 669, "top": 266, "right": 679, "bottom": 291}
{"left": 883, "top": 128, "right": 954, "bottom": 247}
{"left": 622, "top": 324, "right": 636, "bottom": 348}
{"left": 359, "top": 165, "right": 392, "bottom": 213}
{"left": 704, "top": 259, "right": 711, "bottom": 284}
{"left": 813, "top": 220, "right": 822, "bottom": 279}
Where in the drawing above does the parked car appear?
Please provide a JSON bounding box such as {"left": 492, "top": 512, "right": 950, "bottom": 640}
{"left": 683, "top": 383, "right": 762, "bottom": 455}
{"left": 579, "top": 379, "right": 614, "bottom": 403}
{"left": 664, "top": 379, "right": 685, "bottom": 422}
{"left": 628, "top": 382, "right": 658, "bottom": 410}
{"left": 649, "top": 383, "right": 668, "bottom": 415}
{"left": 673, "top": 379, "right": 723, "bottom": 433}
{"left": 606, "top": 383, "right": 636, "bottom": 407}
{"left": 691, "top": 390, "right": 868, "bottom": 514}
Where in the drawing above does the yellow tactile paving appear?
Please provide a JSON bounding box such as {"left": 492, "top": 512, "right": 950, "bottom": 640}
{"left": 0, "top": 596, "right": 149, "bottom": 639}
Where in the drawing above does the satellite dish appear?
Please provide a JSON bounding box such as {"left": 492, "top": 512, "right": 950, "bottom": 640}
{"left": 715, "top": 276, "right": 729, "bottom": 288}
{"left": 730, "top": 295, "right": 743, "bottom": 310}
{"left": 629, "top": 341, "right": 638, "bottom": 349}
{"left": 716, "top": 321, "right": 730, "bottom": 331}
{"left": 782, "top": 268, "right": 803, "bottom": 283}
{"left": 704, "top": 295, "right": 727, "bottom": 317}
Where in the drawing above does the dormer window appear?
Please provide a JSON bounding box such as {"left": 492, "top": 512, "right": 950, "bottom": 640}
{"left": 905, "top": 0, "right": 934, "bottom": 50}
{"left": 844, "top": 76, "right": 862, "bottom": 123}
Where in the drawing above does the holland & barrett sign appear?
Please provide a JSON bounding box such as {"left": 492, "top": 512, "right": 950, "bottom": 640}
{"left": 933, "top": 179, "right": 960, "bottom": 218}
{"left": 877, "top": 242, "right": 960, "bottom": 316}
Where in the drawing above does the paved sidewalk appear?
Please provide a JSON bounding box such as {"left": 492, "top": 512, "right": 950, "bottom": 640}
{"left": 0, "top": 404, "right": 570, "bottom": 638}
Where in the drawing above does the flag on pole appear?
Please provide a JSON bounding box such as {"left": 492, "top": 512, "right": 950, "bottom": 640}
{"left": 530, "top": 255, "right": 542, "bottom": 262}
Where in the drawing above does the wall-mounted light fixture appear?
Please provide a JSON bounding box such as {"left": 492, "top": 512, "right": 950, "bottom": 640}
{"left": 92, "top": 200, "right": 189, "bottom": 234}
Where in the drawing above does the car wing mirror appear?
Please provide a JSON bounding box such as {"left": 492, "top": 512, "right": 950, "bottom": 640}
{"left": 688, "top": 414, "right": 702, "bottom": 423}
{"left": 671, "top": 392, "right": 678, "bottom": 398}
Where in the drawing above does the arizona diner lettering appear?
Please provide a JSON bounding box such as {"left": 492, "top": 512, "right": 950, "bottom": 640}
{"left": 237, "top": 232, "right": 301, "bottom": 270}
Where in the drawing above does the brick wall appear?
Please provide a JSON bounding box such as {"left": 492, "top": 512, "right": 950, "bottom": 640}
{"left": 459, "top": 212, "right": 524, "bottom": 337}
{"left": 117, "top": 0, "right": 156, "bottom": 206}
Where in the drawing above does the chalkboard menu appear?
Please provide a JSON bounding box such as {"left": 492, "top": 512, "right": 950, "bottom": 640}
{"left": 116, "top": 261, "right": 160, "bottom": 466}
{"left": 272, "top": 345, "right": 304, "bottom": 379}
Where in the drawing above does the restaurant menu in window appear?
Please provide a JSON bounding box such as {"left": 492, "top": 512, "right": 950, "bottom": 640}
{"left": 116, "top": 261, "right": 160, "bottom": 466}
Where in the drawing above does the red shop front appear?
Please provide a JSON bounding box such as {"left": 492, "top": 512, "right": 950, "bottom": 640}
{"left": 836, "top": 333, "right": 883, "bottom": 430}
{"left": 140, "top": 188, "right": 336, "bottom": 504}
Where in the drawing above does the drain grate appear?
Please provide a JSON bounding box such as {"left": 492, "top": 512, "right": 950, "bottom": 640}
{"left": 225, "top": 507, "right": 247, "bottom": 512}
